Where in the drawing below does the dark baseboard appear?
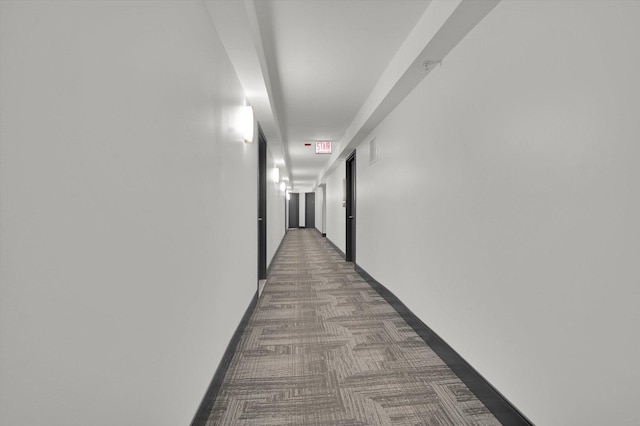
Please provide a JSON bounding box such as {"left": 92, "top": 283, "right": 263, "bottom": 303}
{"left": 325, "top": 237, "right": 345, "bottom": 259}
{"left": 312, "top": 228, "right": 326, "bottom": 238}
{"left": 191, "top": 291, "right": 258, "bottom": 426}
{"left": 266, "top": 233, "right": 287, "bottom": 276}
{"left": 352, "top": 264, "right": 534, "bottom": 426}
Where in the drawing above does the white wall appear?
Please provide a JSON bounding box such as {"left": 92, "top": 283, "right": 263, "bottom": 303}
{"left": 342, "top": 1, "right": 640, "bottom": 425}
{"left": 322, "top": 187, "right": 327, "bottom": 234}
{"left": 0, "top": 2, "right": 258, "bottom": 425}
{"left": 266, "top": 151, "right": 286, "bottom": 267}
{"left": 326, "top": 166, "right": 346, "bottom": 252}
{"left": 285, "top": 192, "right": 290, "bottom": 228}
{"left": 315, "top": 185, "right": 326, "bottom": 234}
{"left": 299, "top": 193, "right": 306, "bottom": 227}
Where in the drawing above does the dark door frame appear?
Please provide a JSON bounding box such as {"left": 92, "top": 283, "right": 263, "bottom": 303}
{"left": 258, "top": 126, "right": 267, "bottom": 280}
{"left": 346, "top": 151, "right": 356, "bottom": 262}
{"left": 305, "top": 192, "right": 315, "bottom": 230}
{"left": 288, "top": 193, "right": 299, "bottom": 228}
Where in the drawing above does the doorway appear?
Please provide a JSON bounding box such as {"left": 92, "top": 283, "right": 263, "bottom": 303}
{"left": 258, "top": 127, "right": 267, "bottom": 280}
{"left": 288, "top": 193, "right": 299, "bottom": 228}
{"left": 346, "top": 151, "right": 356, "bottom": 262}
{"left": 305, "top": 192, "right": 315, "bottom": 230}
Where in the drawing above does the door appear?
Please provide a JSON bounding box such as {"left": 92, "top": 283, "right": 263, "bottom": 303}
{"left": 258, "top": 127, "right": 267, "bottom": 280}
{"left": 305, "top": 192, "right": 315, "bottom": 230}
{"left": 288, "top": 193, "right": 299, "bottom": 228}
{"left": 346, "top": 151, "right": 356, "bottom": 262}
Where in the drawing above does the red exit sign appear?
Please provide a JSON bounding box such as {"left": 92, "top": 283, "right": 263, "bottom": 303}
{"left": 316, "top": 141, "right": 332, "bottom": 154}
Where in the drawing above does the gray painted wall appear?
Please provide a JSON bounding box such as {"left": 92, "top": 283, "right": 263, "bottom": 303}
{"left": 326, "top": 1, "right": 640, "bottom": 425}
{"left": 0, "top": 2, "right": 258, "bottom": 425}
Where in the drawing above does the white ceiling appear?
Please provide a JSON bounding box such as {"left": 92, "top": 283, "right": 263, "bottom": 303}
{"left": 253, "top": 0, "right": 430, "bottom": 189}
{"left": 205, "top": 0, "right": 500, "bottom": 191}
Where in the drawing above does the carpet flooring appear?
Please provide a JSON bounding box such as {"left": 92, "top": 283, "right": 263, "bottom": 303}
{"left": 206, "top": 229, "right": 501, "bottom": 425}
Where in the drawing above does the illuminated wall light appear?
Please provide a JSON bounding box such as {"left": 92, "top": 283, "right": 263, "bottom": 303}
{"left": 272, "top": 167, "right": 280, "bottom": 183}
{"left": 286, "top": 191, "right": 290, "bottom": 201}
{"left": 279, "top": 181, "right": 286, "bottom": 192}
{"left": 239, "top": 105, "right": 254, "bottom": 143}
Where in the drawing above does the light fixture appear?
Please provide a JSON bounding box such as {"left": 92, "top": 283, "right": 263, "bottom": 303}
{"left": 279, "top": 181, "right": 286, "bottom": 192}
{"left": 239, "top": 105, "right": 254, "bottom": 143}
{"left": 272, "top": 167, "right": 280, "bottom": 183}
{"left": 286, "top": 191, "right": 290, "bottom": 200}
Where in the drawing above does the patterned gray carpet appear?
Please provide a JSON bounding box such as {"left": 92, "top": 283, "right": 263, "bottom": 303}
{"left": 206, "top": 229, "right": 500, "bottom": 425}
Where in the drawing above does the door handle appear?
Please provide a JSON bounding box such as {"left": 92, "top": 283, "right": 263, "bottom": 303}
{"left": 258, "top": 218, "right": 263, "bottom": 221}
{"left": 348, "top": 216, "right": 354, "bottom": 219}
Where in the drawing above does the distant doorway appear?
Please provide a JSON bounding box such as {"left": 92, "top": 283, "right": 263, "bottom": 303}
{"left": 288, "top": 193, "right": 299, "bottom": 228}
{"left": 305, "top": 192, "right": 315, "bottom": 230}
{"left": 345, "top": 151, "right": 356, "bottom": 262}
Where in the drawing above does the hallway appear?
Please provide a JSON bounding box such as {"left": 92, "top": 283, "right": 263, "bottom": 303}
{"left": 3, "top": 2, "right": 640, "bottom": 425}
{"left": 204, "top": 229, "right": 499, "bottom": 425}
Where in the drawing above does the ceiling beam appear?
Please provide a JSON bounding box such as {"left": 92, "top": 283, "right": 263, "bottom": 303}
{"left": 314, "top": 0, "right": 500, "bottom": 188}
{"left": 204, "top": 0, "right": 291, "bottom": 184}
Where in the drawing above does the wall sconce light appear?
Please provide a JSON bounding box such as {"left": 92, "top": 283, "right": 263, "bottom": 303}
{"left": 286, "top": 191, "right": 290, "bottom": 201}
{"left": 240, "top": 105, "right": 254, "bottom": 143}
{"left": 279, "top": 181, "right": 286, "bottom": 192}
{"left": 272, "top": 167, "right": 280, "bottom": 183}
